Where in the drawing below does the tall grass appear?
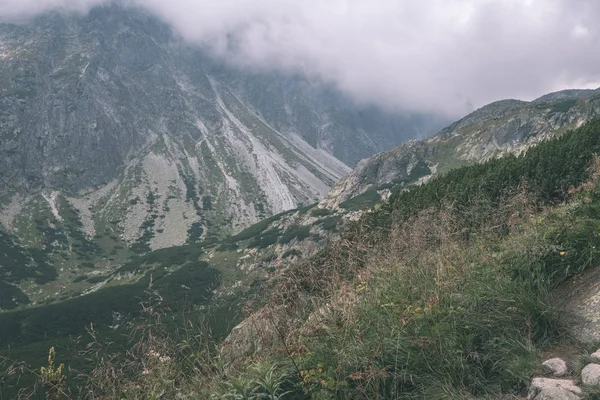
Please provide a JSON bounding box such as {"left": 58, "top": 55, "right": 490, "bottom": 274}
{"left": 249, "top": 169, "right": 600, "bottom": 399}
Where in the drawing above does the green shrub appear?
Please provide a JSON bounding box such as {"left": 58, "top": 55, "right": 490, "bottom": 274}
{"left": 248, "top": 229, "right": 281, "bottom": 249}
{"left": 282, "top": 249, "right": 302, "bottom": 259}
{"left": 278, "top": 225, "right": 310, "bottom": 245}
{"left": 311, "top": 208, "right": 331, "bottom": 217}
{"left": 339, "top": 189, "right": 382, "bottom": 211}
{"left": 316, "top": 216, "right": 341, "bottom": 231}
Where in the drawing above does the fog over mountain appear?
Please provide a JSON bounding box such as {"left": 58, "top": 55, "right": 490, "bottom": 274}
{"left": 1, "top": 0, "right": 599, "bottom": 117}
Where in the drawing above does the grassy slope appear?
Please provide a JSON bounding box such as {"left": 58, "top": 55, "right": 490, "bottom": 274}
{"left": 213, "top": 119, "right": 600, "bottom": 399}
{"left": 6, "top": 120, "right": 600, "bottom": 398}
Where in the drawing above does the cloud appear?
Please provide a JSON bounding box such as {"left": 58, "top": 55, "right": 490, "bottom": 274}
{"left": 1, "top": 0, "right": 600, "bottom": 116}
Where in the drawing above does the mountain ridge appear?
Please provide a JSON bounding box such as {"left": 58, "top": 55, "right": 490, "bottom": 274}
{"left": 320, "top": 88, "right": 600, "bottom": 209}
{"left": 0, "top": 5, "right": 443, "bottom": 253}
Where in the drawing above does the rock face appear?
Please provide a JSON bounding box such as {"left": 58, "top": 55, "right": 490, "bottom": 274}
{"left": 551, "top": 265, "right": 600, "bottom": 343}
{"left": 320, "top": 91, "right": 600, "bottom": 209}
{"left": 0, "top": 5, "right": 444, "bottom": 247}
{"left": 527, "top": 378, "right": 582, "bottom": 400}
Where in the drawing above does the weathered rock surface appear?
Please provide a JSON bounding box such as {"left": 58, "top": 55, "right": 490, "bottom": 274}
{"left": 542, "top": 358, "right": 568, "bottom": 377}
{"left": 0, "top": 4, "right": 445, "bottom": 250}
{"left": 527, "top": 378, "right": 582, "bottom": 400}
{"left": 581, "top": 363, "right": 600, "bottom": 386}
{"left": 220, "top": 307, "right": 289, "bottom": 366}
{"left": 551, "top": 266, "right": 600, "bottom": 343}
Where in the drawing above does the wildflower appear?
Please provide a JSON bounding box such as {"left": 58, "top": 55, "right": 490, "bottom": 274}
{"left": 559, "top": 251, "right": 566, "bottom": 256}
{"left": 355, "top": 282, "right": 367, "bottom": 293}
{"left": 159, "top": 355, "right": 172, "bottom": 363}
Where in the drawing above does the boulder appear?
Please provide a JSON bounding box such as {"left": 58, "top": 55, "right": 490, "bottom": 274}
{"left": 550, "top": 267, "right": 600, "bottom": 343}
{"left": 581, "top": 363, "right": 600, "bottom": 386}
{"left": 542, "top": 358, "right": 568, "bottom": 377}
{"left": 527, "top": 378, "right": 582, "bottom": 400}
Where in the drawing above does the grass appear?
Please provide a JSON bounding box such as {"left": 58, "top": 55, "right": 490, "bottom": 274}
{"left": 267, "top": 186, "right": 600, "bottom": 399}
{"left": 210, "top": 120, "right": 600, "bottom": 399}
{"left": 6, "top": 120, "right": 600, "bottom": 398}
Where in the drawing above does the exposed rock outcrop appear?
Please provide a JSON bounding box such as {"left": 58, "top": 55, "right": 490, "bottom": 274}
{"left": 527, "top": 378, "right": 582, "bottom": 400}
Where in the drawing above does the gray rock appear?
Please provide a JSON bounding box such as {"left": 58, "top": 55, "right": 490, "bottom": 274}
{"left": 581, "top": 363, "right": 600, "bottom": 386}
{"left": 542, "top": 358, "right": 568, "bottom": 377}
{"left": 550, "top": 267, "right": 600, "bottom": 343}
{"left": 591, "top": 350, "right": 600, "bottom": 360}
{"left": 0, "top": 6, "right": 444, "bottom": 199}
{"left": 527, "top": 378, "right": 582, "bottom": 400}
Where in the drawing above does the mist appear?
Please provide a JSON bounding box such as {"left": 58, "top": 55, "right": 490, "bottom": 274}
{"left": 1, "top": 0, "right": 599, "bottom": 117}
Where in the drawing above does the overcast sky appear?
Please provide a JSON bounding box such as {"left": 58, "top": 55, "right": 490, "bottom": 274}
{"left": 1, "top": 0, "right": 599, "bottom": 117}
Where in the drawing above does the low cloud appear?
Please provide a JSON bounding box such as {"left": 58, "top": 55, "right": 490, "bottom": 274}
{"left": 1, "top": 0, "right": 600, "bottom": 116}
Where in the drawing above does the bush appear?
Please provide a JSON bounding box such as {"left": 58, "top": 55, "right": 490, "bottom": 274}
{"left": 278, "top": 225, "right": 311, "bottom": 245}
{"left": 316, "top": 216, "right": 341, "bottom": 231}
{"left": 282, "top": 249, "right": 302, "bottom": 259}
{"left": 311, "top": 208, "right": 331, "bottom": 217}
{"left": 248, "top": 229, "right": 281, "bottom": 249}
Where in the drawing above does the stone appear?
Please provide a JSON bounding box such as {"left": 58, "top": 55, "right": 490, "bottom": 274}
{"left": 591, "top": 349, "right": 600, "bottom": 360}
{"left": 542, "top": 358, "right": 568, "bottom": 377}
{"left": 527, "top": 378, "right": 582, "bottom": 400}
{"left": 581, "top": 363, "right": 600, "bottom": 386}
{"left": 550, "top": 267, "right": 600, "bottom": 344}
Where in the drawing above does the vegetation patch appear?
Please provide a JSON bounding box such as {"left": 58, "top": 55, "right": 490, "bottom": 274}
{"left": 278, "top": 224, "right": 311, "bottom": 245}
{"left": 311, "top": 207, "right": 331, "bottom": 217}
{"left": 187, "top": 222, "right": 204, "bottom": 243}
{"left": 248, "top": 228, "right": 282, "bottom": 249}
{"left": 227, "top": 209, "right": 295, "bottom": 243}
{"left": 316, "top": 215, "right": 341, "bottom": 231}
{"left": 339, "top": 188, "right": 382, "bottom": 211}
{"left": 0, "top": 261, "right": 221, "bottom": 348}
{"left": 282, "top": 249, "right": 302, "bottom": 259}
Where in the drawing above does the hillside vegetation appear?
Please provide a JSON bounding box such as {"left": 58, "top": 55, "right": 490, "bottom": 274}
{"left": 5, "top": 119, "right": 600, "bottom": 398}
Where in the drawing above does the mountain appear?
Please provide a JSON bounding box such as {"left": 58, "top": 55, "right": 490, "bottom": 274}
{"left": 0, "top": 5, "right": 445, "bottom": 313}
{"left": 6, "top": 104, "right": 600, "bottom": 399}
{"left": 320, "top": 89, "right": 600, "bottom": 208}
{"left": 0, "top": 5, "right": 444, "bottom": 240}
{"left": 1, "top": 85, "right": 595, "bottom": 314}
{"left": 3, "top": 82, "right": 600, "bottom": 398}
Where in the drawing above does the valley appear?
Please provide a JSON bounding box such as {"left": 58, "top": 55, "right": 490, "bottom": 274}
{"left": 2, "top": 3, "right": 600, "bottom": 399}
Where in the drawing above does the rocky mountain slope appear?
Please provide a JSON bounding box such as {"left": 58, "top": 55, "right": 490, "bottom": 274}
{"left": 0, "top": 5, "right": 443, "bottom": 241}
{"left": 320, "top": 89, "right": 600, "bottom": 208}
{"left": 0, "top": 5, "right": 445, "bottom": 312}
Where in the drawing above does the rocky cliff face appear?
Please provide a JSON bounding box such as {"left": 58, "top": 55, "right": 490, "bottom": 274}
{"left": 0, "top": 5, "right": 443, "bottom": 249}
{"left": 320, "top": 90, "right": 600, "bottom": 208}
